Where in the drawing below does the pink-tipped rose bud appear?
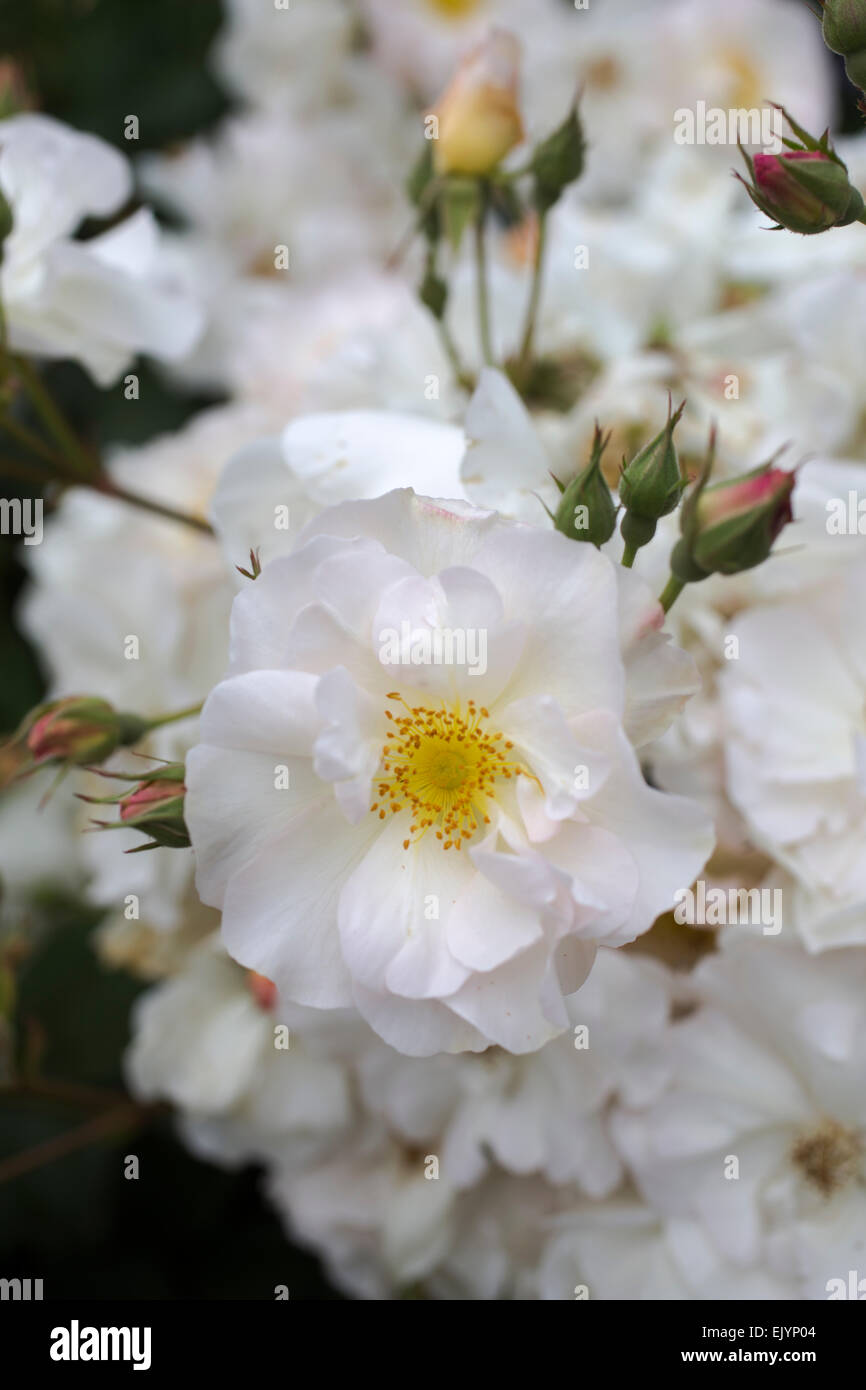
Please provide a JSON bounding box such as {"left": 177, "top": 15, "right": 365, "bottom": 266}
{"left": 26, "top": 697, "right": 144, "bottom": 767}
{"left": 432, "top": 28, "right": 524, "bottom": 176}
{"left": 739, "top": 118, "right": 865, "bottom": 235}
{"left": 117, "top": 763, "right": 188, "bottom": 848}
{"left": 672, "top": 463, "right": 795, "bottom": 581}
{"left": 119, "top": 778, "right": 182, "bottom": 821}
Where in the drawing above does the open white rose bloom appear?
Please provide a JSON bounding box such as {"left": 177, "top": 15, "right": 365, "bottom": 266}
{"left": 4, "top": 0, "right": 866, "bottom": 1311}
{"left": 186, "top": 489, "right": 711, "bottom": 1055}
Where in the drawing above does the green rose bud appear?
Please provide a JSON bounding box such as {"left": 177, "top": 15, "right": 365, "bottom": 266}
{"left": 553, "top": 425, "right": 617, "bottom": 546}
{"left": 618, "top": 398, "right": 686, "bottom": 556}
{"left": 821, "top": 0, "right": 866, "bottom": 92}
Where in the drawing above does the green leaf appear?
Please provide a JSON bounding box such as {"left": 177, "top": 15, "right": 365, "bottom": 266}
{"left": 531, "top": 105, "right": 585, "bottom": 212}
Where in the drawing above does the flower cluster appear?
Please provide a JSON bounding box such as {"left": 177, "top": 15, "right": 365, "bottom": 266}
{"left": 2, "top": 0, "right": 866, "bottom": 1302}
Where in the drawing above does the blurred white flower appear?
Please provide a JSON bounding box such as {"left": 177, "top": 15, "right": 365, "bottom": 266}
{"left": 355, "top": 947, "right": 674, "bottom": 1191}
{"left": 21, "top": 404, "right": 258, "bottom": 725}
{"left": 17, "top": 405, "right": 265, "bottom": 943}
{"left": 0, "top": 114, "right": 201, "bottom": 383}
{"left": 612, "top": 933, "right": 866, "bottom": 1299}
{"left": 268, "top": 1139, "right": 572, "bottom": 1300}
{"left": 648, "top": 457, "right": 866, "bottom": 866}
{"left": 126, "top": 937, "right": 355, "bottom": 1168}
{"left": 719, "top": 557, "right": 866, "bottom": 948}
{"left": 141, "top": 108, "right": 406, "bottom": 290}
{"left": 212, "top": 0, "right": 355, "bottom": 114}
{"left": 217, "top": 272, "right": 466, "bottom": 424}
{"left": 0, "top": 775, "right": 83, "bottom": 926}
{"left": 537, "top": 1201, "right": 796, "bottom": 1301}
{"left": 358, "top": 0, "right": 834, "bottom": 199}
{"left": 211, "top": 409, "right": 466, "bottom": 573}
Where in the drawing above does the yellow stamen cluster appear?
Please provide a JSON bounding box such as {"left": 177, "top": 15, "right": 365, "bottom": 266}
{"left": 370, "top": 693, "right": 526, "bottom": 851}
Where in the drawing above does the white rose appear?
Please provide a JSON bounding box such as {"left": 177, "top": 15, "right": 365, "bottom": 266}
{"left": 187, "top": 487, "right": 712, "bottom": 1055}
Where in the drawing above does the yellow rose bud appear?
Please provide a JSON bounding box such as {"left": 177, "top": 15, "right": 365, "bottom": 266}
{"left": 432, "top": 28, "right": 524, "bottom": 176}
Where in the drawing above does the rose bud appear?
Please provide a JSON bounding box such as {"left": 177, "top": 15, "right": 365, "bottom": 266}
{"left": 553, "top": 424, "right": 617, "bottom": 547}
{"left": 822, "top": 0, "right": 866, "bottom": 92}
{"left": 25, "top": 697, "right": 147, "bottom": 768}
{"left": 671, "top": 463, "right": 795, "bottom": 582}
{"left": 618, "top": 398, "right": 686, "bottom": 559}
{"left": 432, "top": 28, "right": 524, "bottom": 176}
{"left": 737, "top": 109, "right": 865, "bottom": 235}
{"left": 117, "top": 764, "right": 189, "bottom": 850}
